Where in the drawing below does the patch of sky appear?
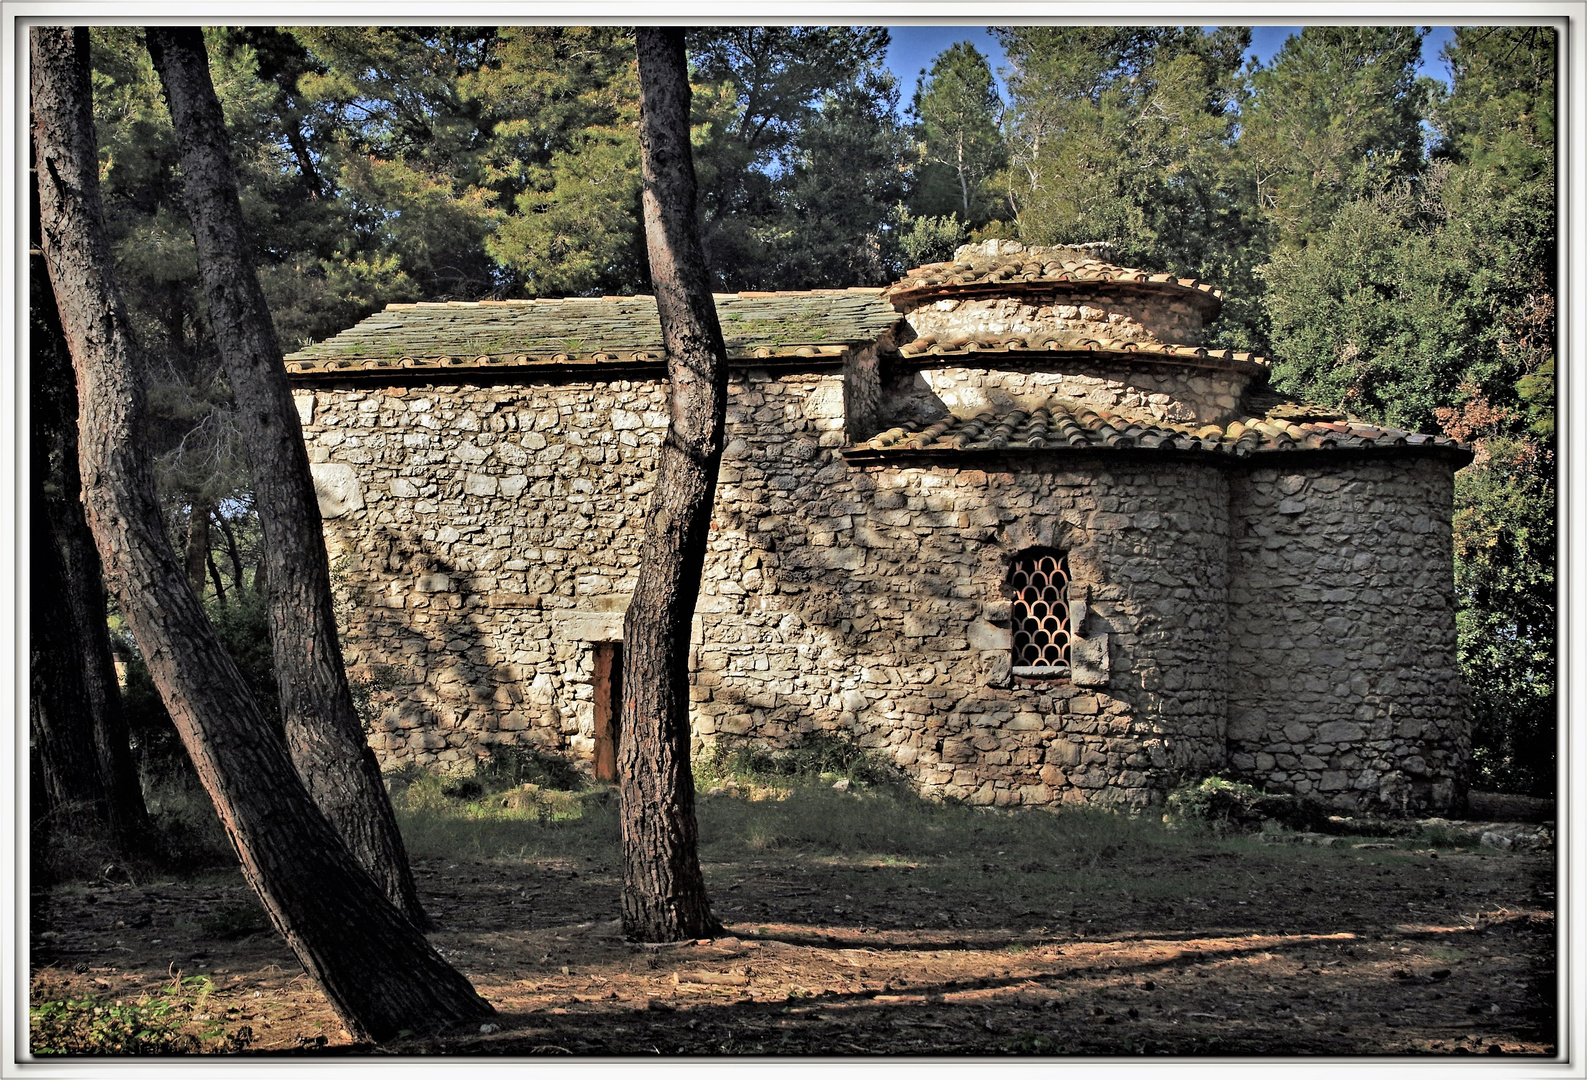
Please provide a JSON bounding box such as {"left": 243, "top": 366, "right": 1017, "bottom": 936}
{"left": 879, "top": 24, "right": 1453, "bottom": 122}
{"left": 1242, "top": 25, "right": 1453, "bottom": 83}
{"left": 882, "top": 25, "right": 1009, "bottom": 112}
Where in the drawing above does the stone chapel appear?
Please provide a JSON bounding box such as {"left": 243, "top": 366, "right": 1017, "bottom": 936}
{"left": 285, "top": 240, "right": 1473, "bottom": 813}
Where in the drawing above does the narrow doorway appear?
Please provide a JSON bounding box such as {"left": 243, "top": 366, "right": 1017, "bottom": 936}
{"left": 592, "top": 641, "right": 622, "bottom": 782}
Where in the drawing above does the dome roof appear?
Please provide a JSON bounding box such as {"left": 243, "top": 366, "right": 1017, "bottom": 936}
{"left": 884, "top": 240, "right": 1224, "bottom": 320}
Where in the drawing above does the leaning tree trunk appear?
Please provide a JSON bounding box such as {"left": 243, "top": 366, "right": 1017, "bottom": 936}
{"left": 31, "top": 184, "right": 149, "bottom": 851}
{"left": 32, "top": 26, "right": 492, "bottom": 1042}
{"left": 145, "top": 27, "right": 427, "bottom": 927}
{"left": 617, "top": 27, "right": 726, "bottom": 943}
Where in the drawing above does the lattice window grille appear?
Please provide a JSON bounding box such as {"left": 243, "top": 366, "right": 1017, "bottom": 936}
{"left": 1010, "top": 552, "right": 1070, "bottom": 676}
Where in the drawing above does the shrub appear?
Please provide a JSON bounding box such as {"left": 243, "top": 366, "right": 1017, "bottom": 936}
{"left": 1165, "top": 776, "right": 1329, "bottom": 834}
{"left": 473, "top": 746, "right": 585, "bottom": 793}
{"left": 696, "top": 730, "right": 913, "bottom": 794}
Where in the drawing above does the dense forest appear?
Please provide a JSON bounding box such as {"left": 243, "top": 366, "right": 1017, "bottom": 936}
{"left": 74, "top": 24, "right": 1554, "bottom": 795}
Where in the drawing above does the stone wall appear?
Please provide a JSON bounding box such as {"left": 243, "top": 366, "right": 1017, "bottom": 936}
{"left": 879, "top": 361, "right": 1257, "bottom": 429}
{"left": 900, "top": 288, "right": 1208, "bottom": 347}
{"left": 1224, "top": 458, "right": 1467, "bottom": 812}
{"left": 303, "top": 373, "right": 1233, "bottom": 807}
{"left": 700, "top": 431, "right": 1234, "bottom": 809}
{"left": 299, "top": 370, "right": 1466, "bottom": 813}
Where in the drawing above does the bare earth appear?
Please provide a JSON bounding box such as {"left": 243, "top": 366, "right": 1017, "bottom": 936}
{"left": 30, "top": 833, "right": 1554, "bottom": 1058}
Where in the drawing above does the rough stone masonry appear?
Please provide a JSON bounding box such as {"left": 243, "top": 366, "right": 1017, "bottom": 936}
{"left": 288, "top": 241, "right": 1472, "bottom": 814}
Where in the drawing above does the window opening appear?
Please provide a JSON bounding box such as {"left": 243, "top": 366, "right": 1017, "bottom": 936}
{"left": 1010, "top": 550, "right": 1070, "bottom": 677}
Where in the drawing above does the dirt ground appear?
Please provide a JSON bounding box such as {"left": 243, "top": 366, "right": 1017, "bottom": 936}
{"left": 30, "top": 823, "right": 1555, "bottom": 1058}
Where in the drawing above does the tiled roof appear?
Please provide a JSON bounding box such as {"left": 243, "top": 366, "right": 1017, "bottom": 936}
{"left": 883, "top": 246, "right": 1224, "bottom": 312}
{"left": 844, "top": 397, "right": 1470, "bottom": 463}
{"left": 892, "top": 331, "right": 1272, "bottom": 375}
{"left": 283, "top": 289, "right": 900, "bottom": 373}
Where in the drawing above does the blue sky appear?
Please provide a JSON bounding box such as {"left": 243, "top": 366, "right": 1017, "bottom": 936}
{"left": 882, "top": 25, "right": 1456, "bottom": 113}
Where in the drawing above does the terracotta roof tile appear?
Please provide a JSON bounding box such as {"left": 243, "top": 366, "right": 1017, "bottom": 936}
{"left": 882, "top": 245, "right": 1224, "bottom": 311}
{"left": 845, "top": 397, "right": 1469, "bottom": 462}
{"left": 890, "top": 331, "right": 1271, "bottom": 374}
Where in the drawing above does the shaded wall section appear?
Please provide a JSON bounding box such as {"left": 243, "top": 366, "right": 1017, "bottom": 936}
{"left": 1224, "top": 458, "right": 1467, "bottom": 812}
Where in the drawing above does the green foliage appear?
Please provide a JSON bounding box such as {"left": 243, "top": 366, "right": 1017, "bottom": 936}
{"left": 383, "top": 748, "right": 591, "bottom": 843}
{"left": 695, "top": 730, "right": 913, "bottom": 795}
{"left": 1240, "top": 27, "right": 1431, "bottom": 247}
{"left": 687, "top": 27, "right": 910, "bottom": 289}
{"left": 137, "top": 760, "right": 235, "bottom": 872}
{"left": 909, "top": 42, "right": 1005, "bottom": 227}
{"left": 895, "top": 206, "right": 968, "bottom": 268}
{"left": 1164, "top": 776, "right": 1328, "bottom": 834}
{"left": 773, "top": 68, "right": 913, "bottom": 287}
{"left": 1430, "top": 27, "right": 1555, "bottom": 181}
{"left": 120, "top": 583, "right": 277, "bottom": 827}
{"left": 475, "top": 27, "right": 649, "bottom": 296}
{"left": 1455, "top": 437, "right": 1555, "bottom": 796}
{"left": 473, "top": 746, "right": 587, "bottom": 793}
{"left": 349, "top": 666, "right": 400, "bottom": 734}
{"left": 993, "top": 27, "right": 1262, "bottom": 348}
{"left": 202, "top": 589, "right": 279, "bottom": 723}
{"left": 1260, "top": 182, "right": 1472, "bottom": 430}
{"left": 389, "top": 769, "right": 617, "bottom": 860}
{"left": 30, "top": 976, "right": 223, "bottom": 1055}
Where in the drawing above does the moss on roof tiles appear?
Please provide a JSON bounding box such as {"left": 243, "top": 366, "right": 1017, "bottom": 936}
{"left": 285, "top": 291, "right": 899, "bottom": 365}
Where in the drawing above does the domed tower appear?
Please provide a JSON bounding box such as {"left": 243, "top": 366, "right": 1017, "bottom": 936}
{"left": 840, "top": 240, "right": 1470, "bottom": 812}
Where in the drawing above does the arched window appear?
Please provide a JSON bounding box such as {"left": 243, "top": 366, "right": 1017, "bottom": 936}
{"left": 1009, "top": 550, "right": 1070, "bottom": 677}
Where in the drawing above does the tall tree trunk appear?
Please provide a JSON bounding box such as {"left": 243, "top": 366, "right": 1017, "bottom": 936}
{"left": 31, "top": 176, "right": 149, "bottom": 852}
{"left": 217, "top": 509, "right": 247, "bottom": 592}
{"left": 206, "top": 547, "right": 228, "bottom": 607}
{"left": 32, "top": 26, "right": 493, "bottom": 1042}
{"left": 29, "top": 490, "right": 112, "bottom": 829}
{"left": 184, "top": 492, "right": 213, "bottom": 596}
{"left": 617, "top": 28, "right": 726, "bottom": 943}
{"left": 145, "top": 27, "right": 427, "bottom": 927}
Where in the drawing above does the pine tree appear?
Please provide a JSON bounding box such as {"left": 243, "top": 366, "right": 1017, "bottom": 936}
{"left": 619, "top": 26, "right": 726, "bottom": 942}
{"left": 1239, "top": 26, "right": 1431, "bottom": 247}
{"left": 908, "top": 42, "right": 1005, "bottom": 228}
{"left": 33, "top": 24, "right": 494, "bottom": 1041}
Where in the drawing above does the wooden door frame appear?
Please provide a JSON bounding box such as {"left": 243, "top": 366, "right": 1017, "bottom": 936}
{"left": 592, "top": 640, "right": 622, "bottom": 782}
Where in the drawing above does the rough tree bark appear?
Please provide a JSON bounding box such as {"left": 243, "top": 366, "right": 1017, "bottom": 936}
{"left": 617, "top": 28, "right": 726, "bottom": 942}
{"left": 183, "top": 492, "right": 213, "bottom": 595}
{"left": 30, "top": 191, "right": 149, "bottom": 852}
{"left": 145, "top": 27, "right": 427, "bottom": 927}
{"left": 32, "top": 26, "right": 493, "bottom": 1041}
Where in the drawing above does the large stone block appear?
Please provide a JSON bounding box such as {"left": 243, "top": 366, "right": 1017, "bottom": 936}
{"left": 1070, "top": 634, "right": 1110, "bottom": 687}
{"left": 311, "top": 462, "right": 364, "bottom": 518}
{"left": 967, "top": 620, "right": 1010, "bottom": 651}
{"left": 1316, "top": 720, "right": 1365, "bottom": 744}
